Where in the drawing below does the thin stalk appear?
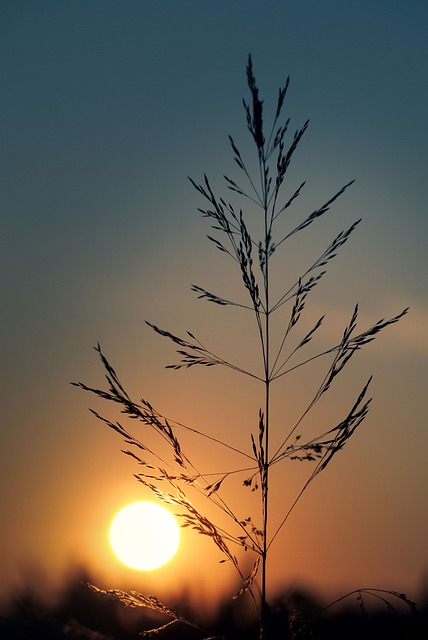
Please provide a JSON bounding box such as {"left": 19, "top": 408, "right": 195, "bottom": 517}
{"left": 260, "top": 378, "right": 269, "bottom": 638}
{"left": 260, "top": 154, "right": 271, "bottom": 640}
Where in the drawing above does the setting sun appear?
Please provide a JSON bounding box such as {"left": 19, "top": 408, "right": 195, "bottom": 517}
{"left": 109, "top": 501, "right": 180, "bottom": 571}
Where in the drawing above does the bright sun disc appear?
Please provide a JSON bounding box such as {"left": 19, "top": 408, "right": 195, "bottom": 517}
{"left": 110, "top": 501, "right": 180, "bottom": 570}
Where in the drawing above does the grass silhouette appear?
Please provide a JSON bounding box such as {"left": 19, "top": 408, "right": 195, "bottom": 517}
{"left": 74, "top": 56, "right": 410, "bottom": 639}
{"left": 1, "top": 570, "right": 426, "bottom": 639}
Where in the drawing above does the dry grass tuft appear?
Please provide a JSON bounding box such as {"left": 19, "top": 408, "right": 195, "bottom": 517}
{"left": 74, "top": 55, "right": 409, "bottom": 639}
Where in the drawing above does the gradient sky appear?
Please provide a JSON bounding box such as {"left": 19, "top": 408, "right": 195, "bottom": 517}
{"left": 1, "top": 0, "right": 427, "bottom": 612}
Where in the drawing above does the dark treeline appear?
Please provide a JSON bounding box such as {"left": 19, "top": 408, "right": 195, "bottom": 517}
{"left": 1, "top": 570, "right": 427, "bottom": 639}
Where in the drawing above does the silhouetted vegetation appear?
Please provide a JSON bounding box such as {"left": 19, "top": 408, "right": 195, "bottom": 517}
{"left": 1, "top": 571, "right": 427, "bottom": 639}
{"left": 74, "top": 57, "right": 409, "bottom": 639}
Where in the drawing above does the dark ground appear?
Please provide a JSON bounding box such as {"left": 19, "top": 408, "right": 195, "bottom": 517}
{"left": 1, "top": 573, "right": 427, "bottom": 639}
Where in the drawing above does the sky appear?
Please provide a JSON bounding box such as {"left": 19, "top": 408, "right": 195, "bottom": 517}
{"left": 1, "top": 0, "right": 427, "bottom": 614}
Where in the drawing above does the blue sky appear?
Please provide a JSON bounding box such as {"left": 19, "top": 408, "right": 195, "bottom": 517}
{"left": 1, "top": 0, "right": 427, "bottom": 608}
